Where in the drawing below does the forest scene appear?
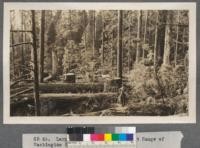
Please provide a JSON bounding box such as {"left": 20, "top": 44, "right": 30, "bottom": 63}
{"left": 10, "top": 10, "right": 189, "bottom": 116}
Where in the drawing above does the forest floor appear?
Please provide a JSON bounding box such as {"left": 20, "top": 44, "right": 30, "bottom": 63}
{"left": 10, "top": 81, "right": 188, "bottom": 116}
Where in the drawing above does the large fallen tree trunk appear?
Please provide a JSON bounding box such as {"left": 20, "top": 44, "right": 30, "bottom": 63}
{"left": 13, "top": 92, "right": 117, "bottom": 101}
{"left": 11, "top": 92, "right": 118, "bottom": 116}
{"left": 39, "top": 83, "right": 104, "bottom": 93}
{"left": 41, "top": 93, "right": 117, "bottom": 100}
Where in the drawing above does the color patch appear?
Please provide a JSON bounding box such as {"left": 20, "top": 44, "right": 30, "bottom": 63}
{"left": 75, "top": 134, "right": 83, "bottom": 141}
{"left": 115, "top": 127, "right": 136, "bottom": 134}
{"left": 66, "top": 127, "right": 73, "bottom": 134}
{"left": 119, "top": 134, "right": 127, "bottom": 141}
{"left": 90, "top": 134, "right": 105, "bottom": 141}
{"left": 69, "top": 134, "right": 77, "bottom": 141}
{"left": 66, "top": 126, "right": 95, "bottom": 134}
{"left": 74, "top": 127, "right": 82, "bottom": 134}
{"left": 104, "top": 133, "right": 112, "bottom": 141}
{"left": 87, "top": 127, "right": 95, "bottom": 134}
{"left": 126, "top": 134, "right": 133, "bottom": 141}
{"left": 128, "top": 127, "right": 136, "bottom": 133}
{"left": 121, "top": 127, "right": 128, "bottom": 133}
{"left": 112, "top": 134, "right": 119, "bottom": 141}
{"left": 97, "top": 134, "right": 104, "bottom": 141}
{"left": 91, "top": 134, "right": 98, "bottom": 141}
{"left": 83, "top": 134, "right": 90, "bottom": 141}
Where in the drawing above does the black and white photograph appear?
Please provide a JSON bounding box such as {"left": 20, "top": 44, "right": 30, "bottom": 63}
{"left": 3, "top": 3, "right": 196, "bottom": 124}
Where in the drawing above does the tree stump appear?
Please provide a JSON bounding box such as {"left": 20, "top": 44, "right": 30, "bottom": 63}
{"left": 104, "top": 77, "right": 122, "bottom": 92}
{"left": 63, "top": 73, "right": 76, "bottom": 83}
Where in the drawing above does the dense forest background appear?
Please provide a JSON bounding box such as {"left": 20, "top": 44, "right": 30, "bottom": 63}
{"left": 10, "top": 10, "right": 189, "bottom": 116}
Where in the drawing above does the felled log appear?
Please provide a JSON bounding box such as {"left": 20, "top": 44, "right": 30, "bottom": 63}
{"left": 41, "top": 93, "right": 117, "bottom": 101}
{"left": 39, "top": 83, "right": 104, "bottom": 93}
{"left": 15, "top": 92, "right": 117, "bottom": 101}
{"left": 11, "top": 92, "right": 118, "bottom": 116}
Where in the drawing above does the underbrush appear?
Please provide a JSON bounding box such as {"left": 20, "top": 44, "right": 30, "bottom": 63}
{"left": 128, "top": 63, "right": 188, "bottom": 99}
{"left": 127, "top": 94, "right": 188, "bottom": 116}
{"left": 126, "top": 62, "right": 188, "bottom": 115}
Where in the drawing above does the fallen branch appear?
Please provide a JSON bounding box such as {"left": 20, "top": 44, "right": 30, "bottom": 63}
{"left": 64, "top": 106, "right": 128, "bottom": 116}
{"left": 159, "top": 23, "right": 188, "bottom": 27}
{"left": 11, "top": 86, "right": 32, "bottom": 94}
{"left": 11, "top": 79, "right": 33, "bottom": 88}
{"left": 10, "top": 88, "right": 33, "bottom": 98}
{"left": 10, "top": 30, "right": 32, "bottom": 33}
{"left": 172, "top": 39, "right": 188, "bottom": 45}
{"left": 12, "top": 74, "right": 31, "bottom": 82}
{"left": 10, "top": 42, "right": 33, "bottom": 47}
{"left": 43, "top": 74, "right": 53, "bottom": 82}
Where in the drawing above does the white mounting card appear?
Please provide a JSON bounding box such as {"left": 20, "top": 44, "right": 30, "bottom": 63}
{"left": 3, "top": 2, "right": 196, "bottom": 124}
{"left": 22, "top": 132, "right": 182, "bottom": 148}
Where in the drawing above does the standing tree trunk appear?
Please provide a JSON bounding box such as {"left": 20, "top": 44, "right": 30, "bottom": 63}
{"left": 91, "top": 10, "right": 96, "bottom": 82}
{"left": 11, "top": 25, "right": 15, "bottom": 77}
{"left": 31, "top": 10, "right": 40, "bottom": 116}
{"left": 93, "top": 10, "right": 96, "bottom": 57}
{"left": 110, "top": 30, "right": 113, "bottom": 68}
{"left": 174, "top": 11, "right": 180, "bottom": 67}
{"left": 136, "top": 10, "right": 142, "bottom": 63}
{"left": 52, "top": 49, "right": 58, "bottom": 76}
{"left": 163, "top": 11, "right": 172, "bottom": 65}
{"left": 68, "top": 10, "right": 72, "bottom": 71}
{"left": 84, "top": 11, "right": 87, "bottom": 51}
{"left": 157, "top": 11, "right": 167, "bottom": 64}
{"left": 47, "top": 10, "right": 61, "bottom": 77}
{"left": 154, "top": 11, "right": 159, "bottom": 67}
{"left": 182, "top": 27, "right": 186, "bottom": 51}
{"left": 21, "top": 11, "right": 25, "bottom": 75}
{"left": 102, "top": 12, "right": 104, "bottom": 67}
{"left": 117, "top": 10, "right": 123, "bottom": 83}
{"left": 128, "top": 14, "right": 131, "bottom": 73}
{"left": 143, "top": 11, "right": 148, "bottom": 59}
{"left": 40, "top": 10, "right": 45, "bottom": 82}
{"left": 111, "top": 30, "right": 115, "bottom": 76}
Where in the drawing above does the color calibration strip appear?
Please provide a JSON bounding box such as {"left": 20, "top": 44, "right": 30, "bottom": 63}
{"left": 86, "top": 133, "right": 134, "bottom": 141}
{"left": 65, "top": 127, "right": 136, "bottom": 147}
{"left": 66, "top": 127, "right": 135, "bottom": 141}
